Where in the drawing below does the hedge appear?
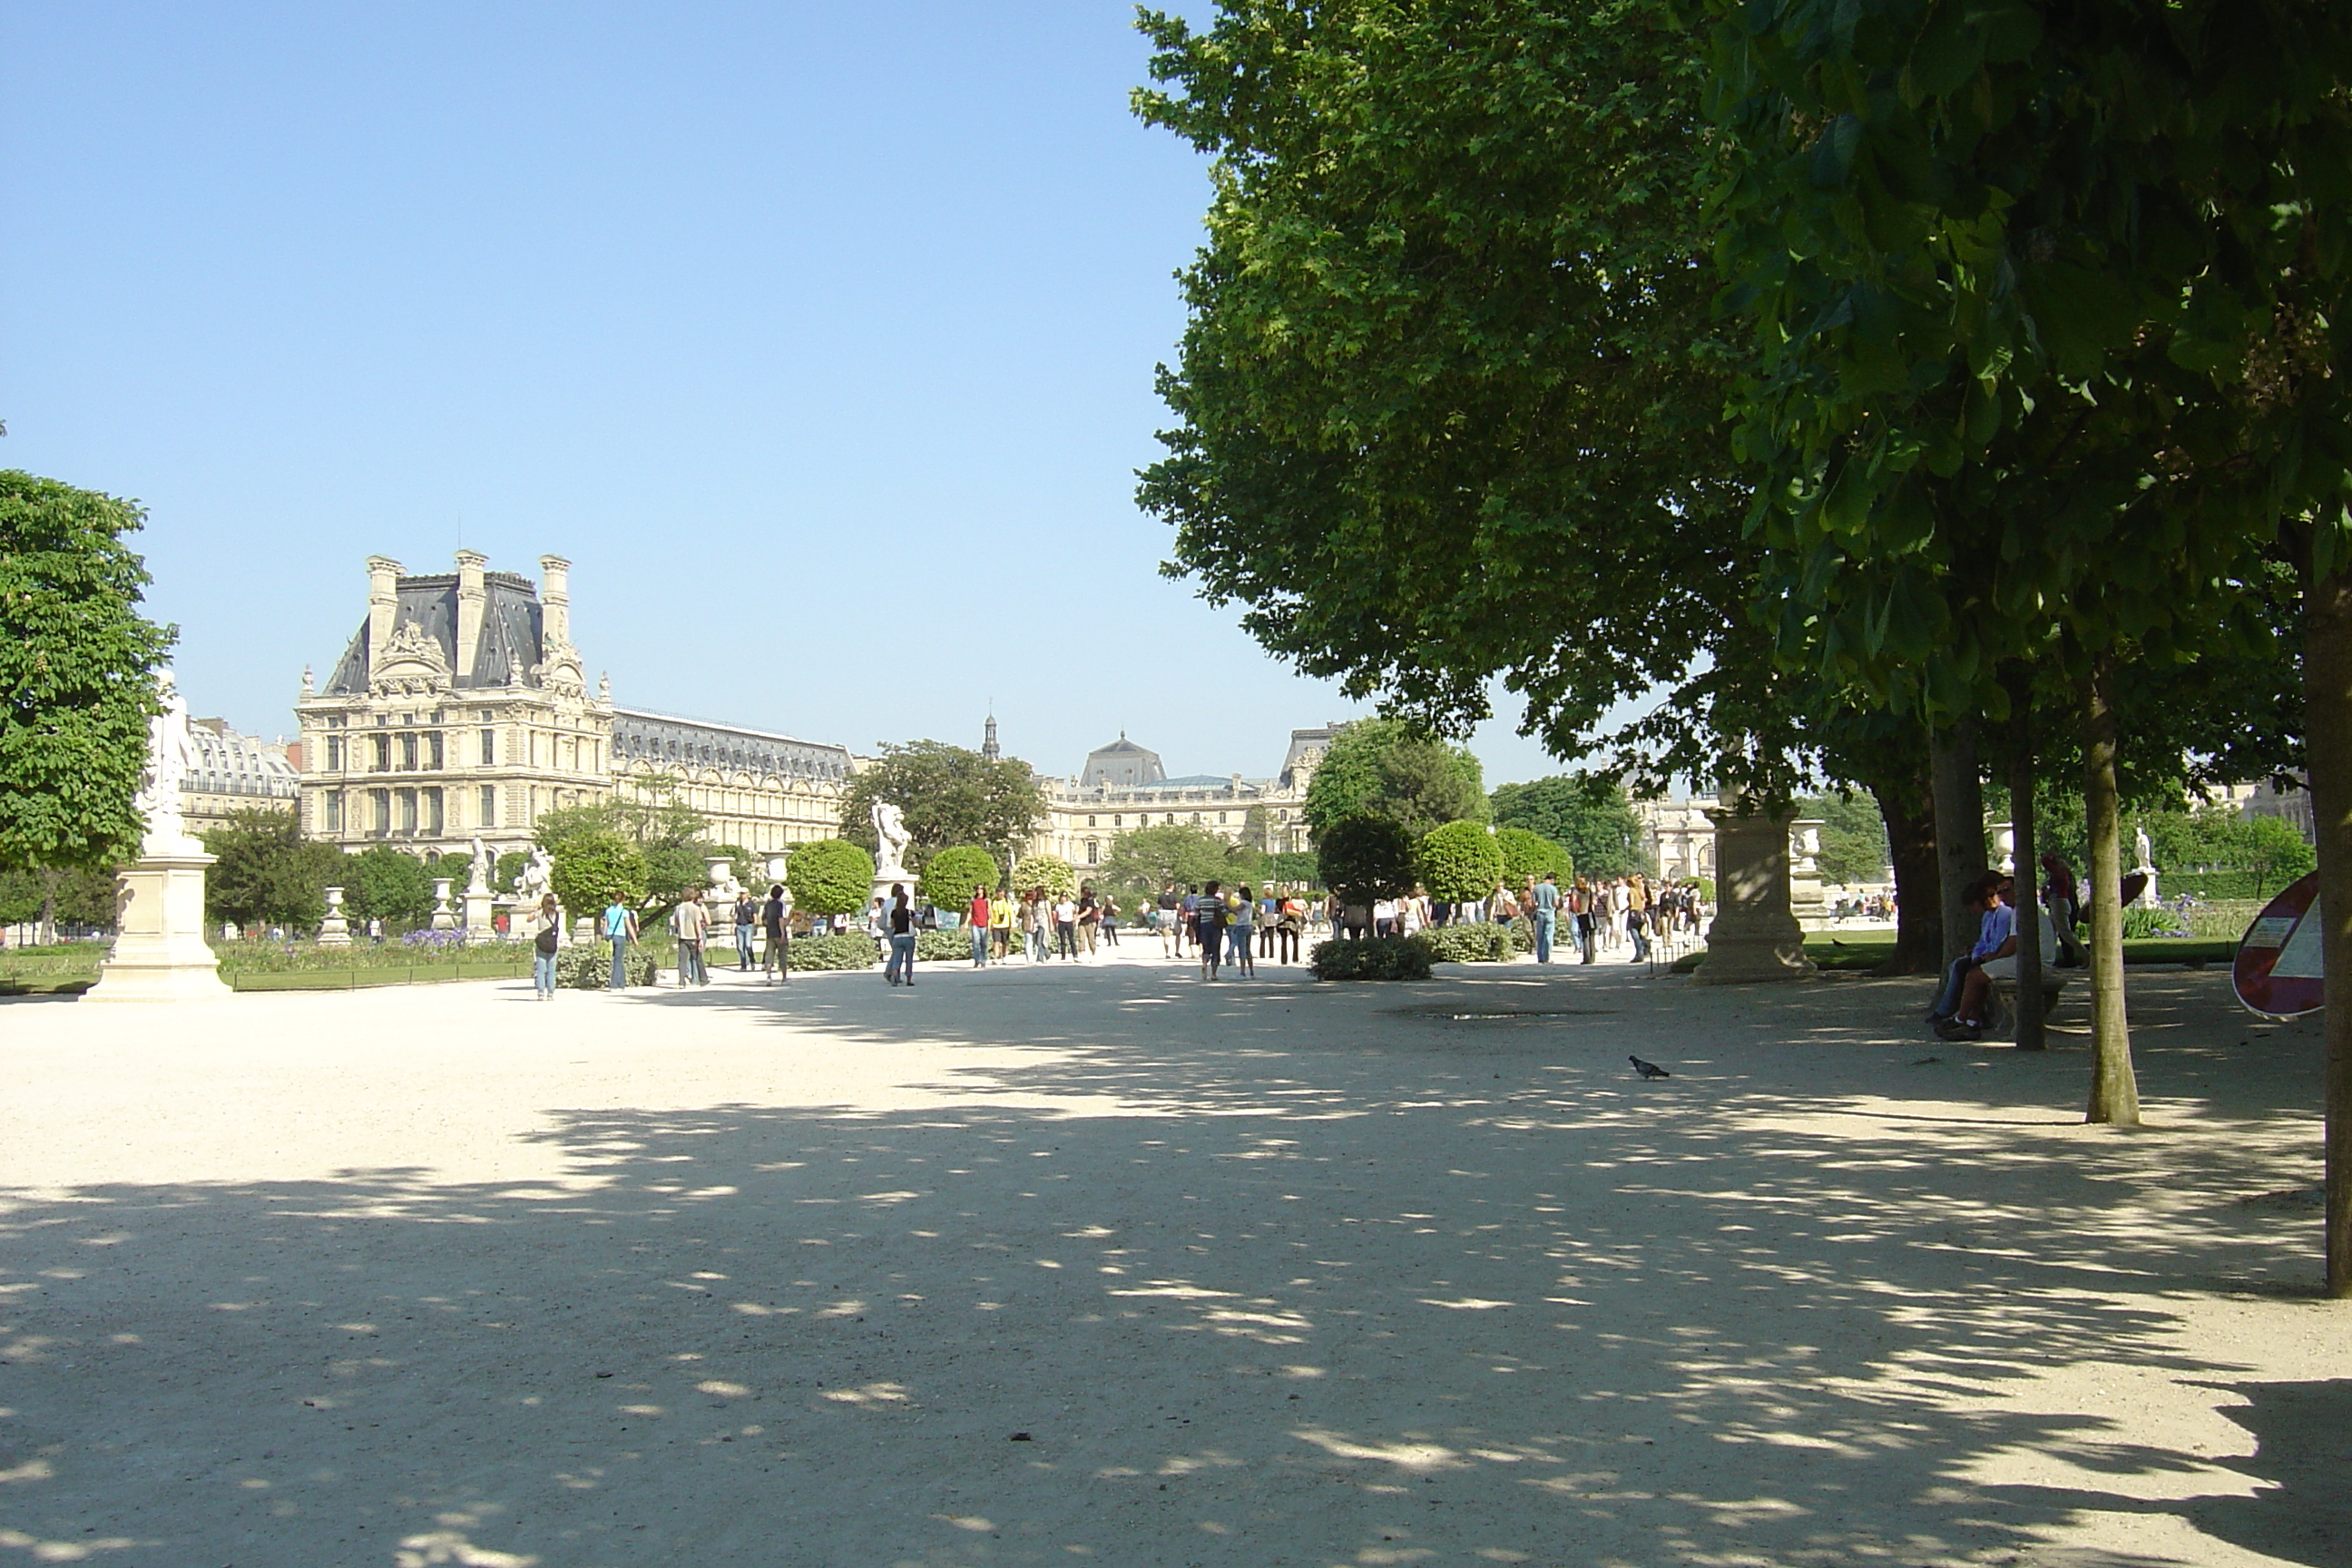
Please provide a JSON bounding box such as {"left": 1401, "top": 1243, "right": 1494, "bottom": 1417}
{"left": 782, "top": 933, "right": 881, "bottom": 971}
{"left": 1418, "top": 820, "right": 1504, "bottom": 903}
{"left": 1013, "top": 853, "right": 1077, "bottom": 900}
{"left": 1309, "top": 935, "right": 1433, "bottom": 982}
{"left": 1417, "top": 925, "right": 1511, "bottom": 964}
{"left": 1493, "top": 826, "right": 1572, "bottom": 885}
{"left": 554, "top": 943, "right": 660, "bottom": 990}
{"left": 548, "top": 829, "right": 646, "bottom": 916}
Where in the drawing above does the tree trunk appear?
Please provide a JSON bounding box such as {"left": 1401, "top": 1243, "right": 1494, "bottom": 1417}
{"left": 2082, "top": 657, "right": 2141, "bottom": 1124}
{"left": 1930, "top": 720, "right": 1985, "bottom": 967}
{"left": 2301, "top": 564, "right": 2352, "bottom": 1295}
{"left": 2002, "top": 668, "right": 2044, "bottom": 1053}
{"left": 1867, "top": 776, "right": 1942, "bottom": 974}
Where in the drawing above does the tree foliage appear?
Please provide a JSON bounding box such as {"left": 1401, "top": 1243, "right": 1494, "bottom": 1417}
{"left": 838, "top": 741, "right": 1047, "bottom": 868}
{"left": 1488, "top": 777, "right": 1648, "bottom": 880}
{"left": 1095, "top": 821, "right": 1261, "bottom": 901}
{"left": 201, "top": 808, "right": 345, "bottom": 932}
{"left": 537, "top": 790, "right": 713, "bottom": 919}
{"left": 1492, "top": 826, "right": 1571, "bottom": 886}
{"left": 0, "top": 472, "right": 174, "bottom": 874}
{"left": 342, "top": 846, "right": 436, "bottom": 930}
{"left": 920, "top": 846, "right": 1000, "bottom": 911}
{"left": 1315, "top": 814, "right": 1416, "bottom": 906}
{"left": 1417, "top": 820, "right": 1504, "bottom": 904}
{"left": 1012, "top": 852, "right": 1076, "bottom": 902}
{"left": 1300, "top": 720, "right": 1486, "bottom": 838}
{"left": 786, "top": 838, "right": 876, "bottom": 916}
{"left": 1798, "top": 794, "right": 1891, "bottom": 888}
{"left": 549, "top": 829, "right": 645, "bottom": 917}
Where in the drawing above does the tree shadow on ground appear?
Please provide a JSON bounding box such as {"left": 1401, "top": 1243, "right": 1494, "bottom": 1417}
{"left": 0, "top": 962, "right": 2339, "bottom": 1566}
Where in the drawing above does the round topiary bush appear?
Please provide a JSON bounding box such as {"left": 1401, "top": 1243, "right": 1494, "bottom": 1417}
{"left": 548, "top": 829, "right": 646, "bottom": 916}
{"left": 921, "top": 846, "right": 999, "bottom": 912}
{"left": 1308, "top": 935, "right": 1433, "bottom": 981}
{"left": 1416, "top": 819, "right": 1504, "bottom": 904}
{"left": 783, "top": 933, "right": 880, "bottom": 971}
{"left": 787, "top": 838, "right": 877, "bottom": 916}
{"left": 1316, "top": 815, "right": 1416, "bottom": 906}
{"left": 1494, "top": 826, "right": 1572, "bottom": 886}
{"left": 1012, "top": 852, "right": 1076, "bottom": 901}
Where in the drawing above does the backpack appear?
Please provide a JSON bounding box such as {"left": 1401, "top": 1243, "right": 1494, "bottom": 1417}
{"left": 534, "top": 921, "right": 560, "bottom": 956}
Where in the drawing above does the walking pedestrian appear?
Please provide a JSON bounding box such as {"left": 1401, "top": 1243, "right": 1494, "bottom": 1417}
{"left": 762, "top": 883, "right": 792, "bottom": 983}
{"left": 1532, "top": 870, "right": 1559, "bottom": 964}
{"left": 733, "top": 888, "right": 758, "bottom": 970}
{"left": 1627, "top": 872, "right": 1652, "bottom": 963}
{"left": 1180, "top": 886, "right": 1200, "bottom": 957}
{"left": 602, "top": 896, "right": 639, "bottom": 991}
{"left": 1157, "top": 882, "right": 1181, "bottom": 956}
{"left": 1277, "top": 892, "right": 1305, "bottom": 965}
{"left": 1077, "top": 885, "right": 1101, "bottom": 955}
{"left": 531, "top": 893, "right": 562, "bottom": 999}
{"left": 968, "top": 884, "right": 992, "bottom": 967}
{"left": 1229, "top": 885, "right": 1256, "bottom": 976}
{"left": 990, "top": 889, "right": 1014, "bottom": 958}
{"left": 1025, "top": 889, "right": 1052, "bottom": 963}
{"left": 1100, "top": 895, "right": 1121, "bottom": 946}
{"left": 671, "top": 889, "right": 709, "bottom": 987}
{"left": 1054, "top": 892, "right": 1079, "bottom": 959}
{"left": 1196, "top": 880, "right": 1226, "bottom": 980}
{"left": 884, "top": 885, "right": 918, "bottom": 985}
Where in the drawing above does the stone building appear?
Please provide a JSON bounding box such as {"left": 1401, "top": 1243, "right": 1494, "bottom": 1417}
{"left": 293, "top": 553, "right": 855, "bottom": 863}
{"left": 1632, "top": 796, "right": 1719, "bottom": 883}
{"left": 1028, "top": 726, "right": 1336, "bottom": 870}
{"left": 180, "top": 719, "right": 300, "bottom": 835}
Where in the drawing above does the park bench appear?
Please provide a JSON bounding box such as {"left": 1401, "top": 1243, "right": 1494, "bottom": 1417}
{"left": 1984, "top": 972, "right": 2069, "bottom": 1041}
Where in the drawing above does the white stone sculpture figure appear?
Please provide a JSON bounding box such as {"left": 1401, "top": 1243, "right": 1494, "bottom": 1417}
{"left": 468, "top": 835, "right": 493, "bottom": 895}
{"left": 133, "top": 670, "right": 195, "bottom": 851}
{"left": 515, "top": 846, "right": 555, "bottom": 904}
{"left": 871, "top": 799, "right": 914, "bottom": 877}
{"left": 2133, "top": 825, "right": 2154, "bottom": 870}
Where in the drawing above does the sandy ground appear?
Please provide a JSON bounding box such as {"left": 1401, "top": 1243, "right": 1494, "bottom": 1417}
{"left": 1, "top": 946, "right": 2346, "bottom": 1568}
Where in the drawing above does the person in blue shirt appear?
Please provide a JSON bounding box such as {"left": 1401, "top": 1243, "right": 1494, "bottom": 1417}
{"left": 603, "top": 897, "right": 640, "bottom": 991}
{"left": 1927, "top": 875, "right": 2013, "bottom": 1031}
{"left": 1531, "top": 872, "right": 1561, "bottom": 963}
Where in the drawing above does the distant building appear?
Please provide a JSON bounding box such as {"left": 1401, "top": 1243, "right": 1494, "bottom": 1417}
{"left": 1025, "top": 725, "right": 1339, "bottom": 871}
{"left": 293, "top": 552, "right": 858, "bottom": 864}
{"left": 181, "top": 719, "right": 300, "bottom": 834}
{"left": 2203, "top": 779, "right": 2317, "bottom": 845}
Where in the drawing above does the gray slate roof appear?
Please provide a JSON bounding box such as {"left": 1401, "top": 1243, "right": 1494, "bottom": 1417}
{"left": 323, "top": 572, "right": 545, "bottom": 694}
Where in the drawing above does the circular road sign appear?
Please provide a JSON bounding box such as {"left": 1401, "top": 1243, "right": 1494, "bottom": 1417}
{"left": 2233, "top": 870, "right": 2324, "bottom": 1021}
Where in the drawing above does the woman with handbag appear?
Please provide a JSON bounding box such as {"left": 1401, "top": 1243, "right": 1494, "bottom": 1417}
{"left": 531, "top": 894, "right": 562, "bottom": 999}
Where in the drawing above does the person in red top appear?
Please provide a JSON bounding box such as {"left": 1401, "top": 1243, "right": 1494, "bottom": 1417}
{"left": 968, "top": 887, "right": 992, "bottom": 967}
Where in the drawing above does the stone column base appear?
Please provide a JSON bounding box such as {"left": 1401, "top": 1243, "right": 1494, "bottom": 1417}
{"left": 463, "top": 891, "right": 495, "bottom": 938}
{"left": 85, "top": 853, "right": 232, "bottom": 1003}
{"left": 1689, "top": 913, "right": 1817, "bottom": 984}
{"left": 1690, "top": 800, "right": 1818, "bottom": 985}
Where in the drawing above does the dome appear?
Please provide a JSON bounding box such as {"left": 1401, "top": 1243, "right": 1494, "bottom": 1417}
{"left": 1080, "top": 732, "right": 1165, "bottom": 789}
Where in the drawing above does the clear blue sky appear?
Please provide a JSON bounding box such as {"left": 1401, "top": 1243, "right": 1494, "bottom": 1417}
{"left": 2, "top": 1, "right": 1567, "bottom": 786}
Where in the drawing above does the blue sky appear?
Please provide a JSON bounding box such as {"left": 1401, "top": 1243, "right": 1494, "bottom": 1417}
{"left": 2, "top": 1, "right": 1568, "bottom": 786}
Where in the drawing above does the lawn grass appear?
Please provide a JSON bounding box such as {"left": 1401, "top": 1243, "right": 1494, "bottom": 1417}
{"left": 0, "top": 942, "right": 533, "bottom": 996}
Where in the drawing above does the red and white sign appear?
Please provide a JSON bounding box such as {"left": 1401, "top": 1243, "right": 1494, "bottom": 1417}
{"left": 2234, "top": 870, "right": 2325, "bottom": 1020}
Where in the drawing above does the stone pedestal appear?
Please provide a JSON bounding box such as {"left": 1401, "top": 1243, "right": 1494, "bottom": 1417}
{"left": 1691, "top": 801, "right": 1815, "bottom": 985}
{"left": 573, "top": 915, "right": 597, "bottom": 947}
{"left": 429, "top": 877, "right": 456, "bottom": 932}
{"left": 318, "top": 887, "right": 352, "bottom": 947}
{"left": 86, "top": 848, "right": 232, "bottom": 1003}
{"left": 1787, "top": 816, "right": 1828, "bottom": 931}
{"left": 463, "top": 889, "right": 495, "bottom": 938}
{"left": 2132, "top": 867, "right": 2160, "bottom": 906}
{"left": 873, "top": 867, "right": 916, "bottom": 915}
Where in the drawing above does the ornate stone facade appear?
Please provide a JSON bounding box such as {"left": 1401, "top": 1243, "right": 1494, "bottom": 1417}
{"left": 180, "top": 719, "right": 299, "bottom": 835}
{"left": 294, "top": 553, "right": 854, "bottom": 864}
{"left": 1030, "top": 726, "right": 1336, "bottom": 870}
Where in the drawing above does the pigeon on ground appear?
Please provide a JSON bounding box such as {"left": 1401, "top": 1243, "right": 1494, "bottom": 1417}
{"left": 1629, "top": 1054, "right": 1671, "bottom": 1080}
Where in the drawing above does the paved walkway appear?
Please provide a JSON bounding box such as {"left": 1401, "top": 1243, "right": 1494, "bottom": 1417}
{"left": 1, "top": 957, "right": 2344, "bottom": 1567}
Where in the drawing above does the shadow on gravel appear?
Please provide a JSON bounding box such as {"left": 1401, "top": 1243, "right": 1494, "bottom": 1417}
{"left": 0, "top": 963, "right": 2337, "bottom": 1566}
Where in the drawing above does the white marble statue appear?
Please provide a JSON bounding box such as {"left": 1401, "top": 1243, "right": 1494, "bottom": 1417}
{"left": 2133, "top": 825, "right": 2154, "bottom": 870}
{"left": 514, "top": 846, "right": 555, "bottom": 904}
{"left": 133, "top": 670, "right": 194, "bottom": 851}
{"left": 468, "top": 835, "right": 493, "bottom": 895}
{"left": 871, "top": 799, "right": 913, "bottom": 877}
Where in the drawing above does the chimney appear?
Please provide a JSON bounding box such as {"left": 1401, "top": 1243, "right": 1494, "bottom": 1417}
{"left": 366, "top": 556, "right": 403, "bottom": 675}
{"left": 454, "top": 550, "right": 488, "bottom": 681}
{"left": 539, "top": 554, "right": 572, "bottom": 650}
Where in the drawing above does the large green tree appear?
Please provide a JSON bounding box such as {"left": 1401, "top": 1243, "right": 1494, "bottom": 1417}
{"left": 1300, "top": 719, "right": 1486, "bottom": 839}
{"left": 0, "top": 472, "right": 173, "bottom": 876}
{"left": 201, "top": 808, "right": 345, "bottom": 933}
{"left": 838, "top": 741, "right": 1047, "bottom": 869}
{"left": 1488, "top": 778, "right": 1648, "bottom": 880}
{"left": 342, "top": 846, "right": 436, "bottom": 931}
{"left": 535, "top": 789, "right": 713, "bottom": 921}
{"left": 1096, "top": 821, "right": 1263, "bottom": 901}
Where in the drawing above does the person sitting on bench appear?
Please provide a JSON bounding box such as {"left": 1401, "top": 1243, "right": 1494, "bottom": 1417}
{"left": 1927, "top": 874, "right": 2011, "bottom": 1036}
{"left": 1937, "top": 876, "right": 2062, "bottom": 1041}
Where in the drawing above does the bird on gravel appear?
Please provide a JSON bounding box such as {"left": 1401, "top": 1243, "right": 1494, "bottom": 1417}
{"left": 1629, "top": 1054, "right": 1671, "bottom": 1080}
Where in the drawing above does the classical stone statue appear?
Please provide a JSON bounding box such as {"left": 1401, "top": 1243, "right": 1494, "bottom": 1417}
{"left": 467, "top": 835, "right": 493, "bottom": 895}
{"left": 514, "top": 846, "right": 554, "bottom": 904}
{"left": 2133, "top": 825, "right": 2154, "bottom": 870}
{"left": 871, "top": 799, "right": 913, "bottom": 877}
{"left": 133, "top": 670, "right": 194, "bottom": 851}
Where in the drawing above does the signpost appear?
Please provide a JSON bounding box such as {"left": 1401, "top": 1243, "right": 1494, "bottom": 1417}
{"left": 2234, "top": 870, "right": 2325, "bottom": 1020}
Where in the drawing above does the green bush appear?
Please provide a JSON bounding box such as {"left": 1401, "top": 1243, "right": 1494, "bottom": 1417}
{"left": 1012, "top": 852, "right": 1077, "bottom": 900}
{"left": 916, "top": 928, "right": 976, "bottom": 962}
{"left": 554, "top": 943, "right": 660, "bottom": 989}
{"left": 1317, "top": 815, "right": 1416, "bottom": 906}
{"left": 1493, "top": 826, "right": 1572, "bottom": 886}
{"left": 1506, "top": 915, "right": 1537, "bottom": 954}
{"left": 782, "top": 933, "right": 880, "bottom": 971}
{"left": 1309, "top": 935, "right": 1434, "bottom": 982}
{"left": 787, "top": 838, "right": 876, "bottom": 916}
{"left": 1416, "top": 925, "right": 1511, "bottom": 963}
{"left": 921, "top": 847, "right": 999, "bottom": 911}
{"left": 1418, "top": 820, "right": 1504, "bottom": 903}
{"left": 344, "top": 844, "right": 436, "bottom": 930}
{"left": 549, "top": 829, "right": 646, "bottom": 916}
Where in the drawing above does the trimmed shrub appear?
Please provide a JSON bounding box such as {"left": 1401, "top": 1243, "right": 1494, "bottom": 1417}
{"left": 1012, "top": 853, "right": 1077, "bottom": 900}
{"left": 1317, "top": 815, "right": 1416, "bottom": 906}
{"left": 1418, "top": 819, "right": 1504, "bottom": 904}
{"left": 1505, "top": 915, "right": 1537, "bottom": 954}
{"left": 915, "top": 928, "right": 975, "bottom": 963}
{"left": 1309, "top": 936, "right": 1434, "bottom": 982}
{"left": 787, "top": 838, "right": 876, "bottom": 916}
{"left": 1417, "top": 925, "right": 1510, "bottom": 963}
{"left": 549, "top": 829, "right": 646, "bottom": 916}
{"left": 554, "top": 943, "right": 660, "bottom": 990}
{"left": 1494, "top": 826, "right": 1572, "bottom": 885}
{"left": 922, "top": 847, "right": 1000, "bottom": 912}
{"left": 783, "top": 933, "right": 881, "bottom": 971}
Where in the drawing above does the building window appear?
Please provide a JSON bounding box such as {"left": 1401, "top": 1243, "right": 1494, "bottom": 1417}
{"left": 397, "top": 789, "right": 417, "bottom": 833}
{"left": 401, "top": 733, "right": 419, "bottom": 770}
{"left": 479, "top": 728, "right": 495, "bottom": 766}
{"left": 426, "top": 789, "right": 445, "bottom": 835}
{"left": 323, "top": 791, "right": 342, "bottom": 831}
{"left": 372, "top": 734, "right": 390, "bottom": 772}
{"left": 1190, "top": 813, "right": 1200, "bottom": 823}
{"left": 372, "top": 789, "right": 391, "bottom": 834}
{"left": 1218, "top": 812, "right": 1227, "bottom": 824}
{"left": 1086, "top": 839, "right": 1100, "bottom": 865}
{"left": 428, "top": 732, "right": 445, "bottom": 770}
{"left": 325, "top": 735, "right": 343, "bottom": 771}
{"left": 1087, "top": 815, "right": 1097, "bottom": 828}
{"left": 478, "top": 785, "right": 495, "bottom": 828}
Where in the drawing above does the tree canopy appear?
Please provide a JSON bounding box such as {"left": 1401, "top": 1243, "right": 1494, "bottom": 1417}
{"left": 201, "top": 808, "right": 344, "bottom": 933}
{"left": 1096, "top": 821, "right": 1261, "bottom": 901}
{"left": 839, "top": 741, "right": 1047, "bottom": 868}
{"left": 1301, "top": 720, "right": 1486, "bottom": 839}
{"left": 1488, "top": 778, "right": 1648, "bottom": 880}
{"left": 0, "top": 472, "right": 174, "bottom": 875}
